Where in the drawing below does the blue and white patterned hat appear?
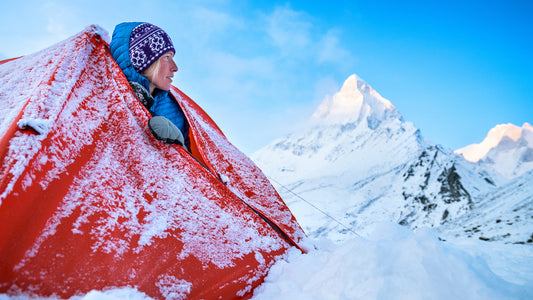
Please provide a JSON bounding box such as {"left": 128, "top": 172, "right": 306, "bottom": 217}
{"left": 129, "top": 23, "right": 175, "bottom": 73}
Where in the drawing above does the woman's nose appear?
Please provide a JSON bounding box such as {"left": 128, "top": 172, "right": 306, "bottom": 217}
{"left": 171, "top": 60, "right": 178, "bottom": 72}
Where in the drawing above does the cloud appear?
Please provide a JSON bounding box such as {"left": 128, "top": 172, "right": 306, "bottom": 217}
{"left": 313, "top": 76, "right": 341, "bottom": 103}
{"left": 175, "top": 4, "right": 357, "bottom": 152}
{"left": 44, "top": 2, "right": 71, "bottom": 37}
{"left": 265, "top": 5, "right": 313, "bottom": 56}
{"left": 176, "top": 6, "right": 243, "bottom": 48}
{"left": 262, "top": 5, "right": 354, "bottom": 70}
{"left": 318, "top": 29, "right": 354, "bottom": 67}
{"left": 196, "top": 50, "right": 275, "bottom": 104}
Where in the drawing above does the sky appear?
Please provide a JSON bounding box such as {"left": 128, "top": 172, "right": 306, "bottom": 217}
{"left": 0, "top": 0, "right": 531, "bottom": 154}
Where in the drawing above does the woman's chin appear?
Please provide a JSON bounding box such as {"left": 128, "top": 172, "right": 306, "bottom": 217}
{"left": 157, "top": 84, "right": 172, "bottom": 91}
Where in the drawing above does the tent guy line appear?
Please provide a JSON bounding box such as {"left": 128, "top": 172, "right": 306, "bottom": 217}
{"left": 267, "top": 175, "right": 362, "bottom": 238}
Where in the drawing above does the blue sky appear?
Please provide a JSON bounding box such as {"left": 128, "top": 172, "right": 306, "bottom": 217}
{"left": 1, "top": 0, "right": 531, "bottom": 154}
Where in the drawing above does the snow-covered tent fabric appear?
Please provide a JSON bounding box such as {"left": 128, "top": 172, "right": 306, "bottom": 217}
{"left": 0, "top": 25, "right": 306, "bottom": 299}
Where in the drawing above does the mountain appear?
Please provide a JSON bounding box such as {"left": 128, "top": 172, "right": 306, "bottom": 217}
{"left": 456, "top": 123, "right": 533, "bottom": 179}
{"left": 311, "top": 74, "right": 399, "bottom": 124}
{"left": 252, "top": 74, "right": 514, "bottom": 243}
{"left": 438, "top": 169, "right": 533, "bottom": 245}
{"left": 252, "top": 74, "right": 421, "bottom": 185}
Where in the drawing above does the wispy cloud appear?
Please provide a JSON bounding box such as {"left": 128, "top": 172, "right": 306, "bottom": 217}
{"left": 265, "top": 5, "right": 312, "bottom": 55}
{"left": 318, "top": 29, "right": 354, "bottom": 67}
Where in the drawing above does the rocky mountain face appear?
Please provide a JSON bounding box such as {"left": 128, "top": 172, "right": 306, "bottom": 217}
{"left": 438, "top": 169, "right": 533, "bottom": 244}
{"left": 252, "top": 74, "right": 529, "bottom": 244}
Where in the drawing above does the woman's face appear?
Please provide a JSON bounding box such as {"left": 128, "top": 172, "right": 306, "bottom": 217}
{"left": 150, "top": 51, "right": 178, "bottom": 92}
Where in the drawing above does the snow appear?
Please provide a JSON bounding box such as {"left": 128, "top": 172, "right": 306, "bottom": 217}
{"left": 485, "top": 123, "right": 533, "bottom": 179}
{"left": 16, "top": 118, "right": 52, "bottom": 135}
{"left": 456, "top": 123, "right": 525, "bottom": 162}
{"left": 2, "top": 223, "right": 531, "bottom": 300}
{"left": 253, "top": 224, "right": 531, "bottom": 300}
{"left": 252, "top": 223, "right": 533, "bottom": 300}
{"left": 438, "top": 170, "right": 533, "bottom": 244}
{"left": 155, "top": 275, "right": 192, "bottom": 300}
{"left": 311, "top": 74, "right": 399, "bottom": 125}
{"left": 0, "top": 24, "right": 101, "bottom": 202}
{"left": 456, "top": 123, "right": 533, "bottom": 179}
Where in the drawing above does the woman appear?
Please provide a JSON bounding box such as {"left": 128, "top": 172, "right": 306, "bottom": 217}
{"left": 109, "top": 22, "right": 189, "bottom": 148}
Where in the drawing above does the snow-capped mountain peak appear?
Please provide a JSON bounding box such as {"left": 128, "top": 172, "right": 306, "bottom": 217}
{"left": 252, "top": 74, "right": 420, "bottom": 185}
{"left": 311, "top": 74, "right": 399, "bottom": 126}
{"left": 456, "top": 123, "right": 531, "bottom": 162}
{"left": 455, "top": 122, "right": 533, "bottom": 179}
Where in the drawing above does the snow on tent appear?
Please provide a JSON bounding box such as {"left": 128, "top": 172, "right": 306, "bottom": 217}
{"left": 0, "top": 25, "right": 306, "bottom": 299}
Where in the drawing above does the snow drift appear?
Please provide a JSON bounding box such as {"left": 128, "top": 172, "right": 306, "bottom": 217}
{"left": 252, "top": 223, "right": 533, "bottom": 300}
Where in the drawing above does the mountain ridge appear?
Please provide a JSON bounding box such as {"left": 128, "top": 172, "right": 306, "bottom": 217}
{"left": 252, "top": 74, "right": 530, "bottom": 244}
{"left": 456, "top": 122, "right": 533, "bottom": 179}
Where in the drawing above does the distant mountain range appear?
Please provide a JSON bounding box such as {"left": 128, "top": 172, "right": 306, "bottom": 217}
{"left": 252, "top": 74, "right": 532, "bottom": 245}
{"left": 456, "top": 122, "right": 533, "bottom": 179}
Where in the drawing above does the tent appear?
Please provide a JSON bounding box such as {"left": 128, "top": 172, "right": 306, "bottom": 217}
{"left": 0, "top": 25, "right": 306, "bottom": 299}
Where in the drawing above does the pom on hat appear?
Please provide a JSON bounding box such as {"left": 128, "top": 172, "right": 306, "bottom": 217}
{"left": 129, "top": 23, "right": 175, "bottom": 73}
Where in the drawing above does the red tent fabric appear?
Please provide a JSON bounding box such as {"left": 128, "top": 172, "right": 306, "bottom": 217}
{"left": 0, "top": 25, "right": 305, "bottom": 299}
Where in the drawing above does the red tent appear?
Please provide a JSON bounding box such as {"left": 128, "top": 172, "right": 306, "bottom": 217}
{"left": 0, "top": 25, "right": 306, "bottom": 299}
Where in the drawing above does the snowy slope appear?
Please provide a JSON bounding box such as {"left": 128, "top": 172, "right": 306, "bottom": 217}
{"left": 438, "top": 169, "right": 533, "bottom": 245}
{"left": 252, "top": 74, "right": 513, "bottom": 243}
{"left": 456, "top": 123, "right": 533, "bottom": 179}
{"left": 253, "top": 223, "right": 533, "bottom": 300}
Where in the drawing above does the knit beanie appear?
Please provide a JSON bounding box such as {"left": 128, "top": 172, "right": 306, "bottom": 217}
{"left": 129, "top": 23, "right": 175, "bottom": 73}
